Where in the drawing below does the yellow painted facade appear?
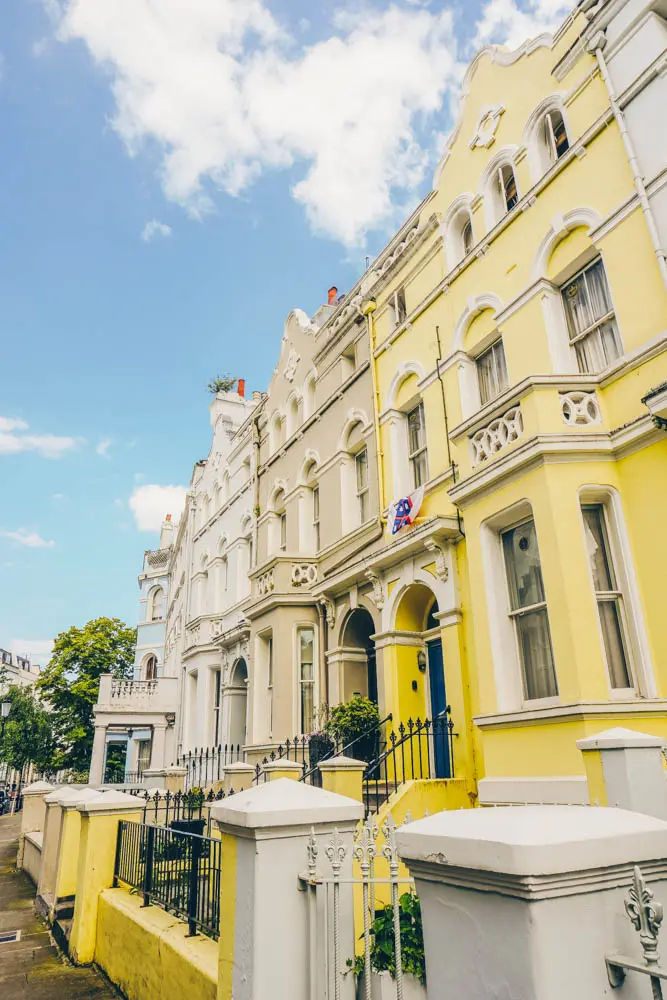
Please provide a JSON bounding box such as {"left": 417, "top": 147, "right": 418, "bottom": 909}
{"left": 365, "top": 10, "right": 667, "bottom": 801}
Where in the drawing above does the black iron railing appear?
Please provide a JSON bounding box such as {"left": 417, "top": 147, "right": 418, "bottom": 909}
{"left": 114, "top": 821, "right": 222, "bottom": 939}
{"left": 297, "top": 713, "right": 393, "bottom": 787}
{"left": 251, "top": 733, "right": 315, "bottom": 785}
{"left": 127, "top": 786, "right": 235, "bottom": 837}
{"left": 363, "top": 712, "right": 456, "bottom": 815}
{"left": 105, "top": 769, "right": 146, "bottom": 785}
{"left": 176, "top": 744, "right": 244, "bottom": 790}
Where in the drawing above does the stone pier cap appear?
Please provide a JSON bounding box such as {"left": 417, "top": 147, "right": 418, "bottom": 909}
{"left": 396, "top": 805, "right": 667, "bottom": 877}
{"left": 210, "top": 776, "right": 364, "bottom": 830}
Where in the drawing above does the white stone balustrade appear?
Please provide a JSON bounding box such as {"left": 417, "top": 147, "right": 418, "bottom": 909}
{"left": 560, "top": 389, "right": 601, "bottom": 426}
{"left": 291, "top": 563, "right": 317, "bottom": 587}
{"left": 470, "top": 404, "right": 523, "bottom": 465}
{"left": 97, "top": 674, "right": 178, "bottom": 712}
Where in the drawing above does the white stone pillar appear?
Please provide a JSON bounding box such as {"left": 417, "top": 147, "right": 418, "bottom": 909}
{"left": 17, "top": 780, "right": 54, "bottom": 869}
{"left": 397, "top": 805, "right": 667, "bottom": 1000}
{"left": 211, "top": 777, "right": 363, "bottom": 1000}
{"left": 577, "top": 727, "right": 667, "bottom": 819}
{"left": 150, "top": 723, "right": 167, "bottom": 770}
{"left": 89, "top": 724, "right": 106, "bottom": 784}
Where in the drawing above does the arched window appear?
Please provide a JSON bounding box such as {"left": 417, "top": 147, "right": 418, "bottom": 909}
{"left": 275, "top": 489, "right": 287, "bottom": 552}
{"left": 150, "top": 587, "right": 165, "bottom": 621}
{"left": 286, "top": 395, "right": 302, "bottom": 437}
{"left": 498, "top": 164, "right": 518, "bottom": 213}
{"left": 302, "top": 372, "right": 316, "bottom": 420}
{"left": 543, "top": 109, "right": 569, "bottom": 163}
{"left": 462, "top": 217, "right": 474, "bottom": 256}
{"left": 144, "top": 655, "right": 158, "bottom": 681}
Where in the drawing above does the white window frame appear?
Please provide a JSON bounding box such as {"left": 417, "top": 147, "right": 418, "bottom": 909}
{"left": 312, "top": 486, "right": 321, "bottom": 551}
{"left": 279, "top": 512, "right": 287, "bottom": 552}
{"left": 475, "top": 338, "right": 509, "bottom": 406}
{"left": 407, "top": 402, "right": 428, "bottom": 489}
{"left": 501, "top": 515, "right": 558, "bottom": 704}
{"left": 578, "top": 487, "right": 655, "bottom": 698}
{"left": 544, "top": 109, "right": 569, "bottom": 163}
{"left": 480, "top": 502, "right": 560, "bottom": 712}
{"left": 355, "top": 449, "right": 370, "bottom": 525}
{"left": 296, "top": 625, "right": 317, "bottom": 735}
{"left": 389, "top": 287, "right": 407, "bottom": 330}
{"left": 498, "top": 164, "right": 518, "bottom": 214}
{"left": 213, "top": 667, "right": 222, "bottom": 745}
{"left": 560, "top": 257, "right": 622, "bottom": 374}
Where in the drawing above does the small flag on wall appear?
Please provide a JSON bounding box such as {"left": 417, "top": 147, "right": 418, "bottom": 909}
{"left": 387, "top": 486, "right": 424, "bottom": 536}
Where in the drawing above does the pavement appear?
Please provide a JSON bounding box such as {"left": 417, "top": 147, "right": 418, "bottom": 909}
{"left": 0, "top": 814, "right": 121, "bottom": 999}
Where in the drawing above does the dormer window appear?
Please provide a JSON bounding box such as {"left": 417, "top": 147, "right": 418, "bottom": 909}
{"left": 476, "top": 340, "right": 509, "bottom": 406}
{"left": 389, "top": 287, "right": 407, "bottom": 329}
{"left": 544, "top": 109, "right": 569, "bottom": 162}
{"left": 499, "top": 164, "right": 518, "bottom": 213}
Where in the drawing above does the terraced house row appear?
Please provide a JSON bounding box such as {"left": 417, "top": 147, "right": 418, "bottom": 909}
{"left": 91, "top": 0, "right": 667, "bottom": 815}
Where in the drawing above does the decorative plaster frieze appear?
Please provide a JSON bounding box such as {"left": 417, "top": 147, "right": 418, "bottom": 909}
{"left": 284, "top": 348, "right": 300, "bottom": 382}
{"left": 320, "top": 597, "right": 336, "bottom": 629}
{"left": 469, "top": 105, "right": 505, "bottom": 149}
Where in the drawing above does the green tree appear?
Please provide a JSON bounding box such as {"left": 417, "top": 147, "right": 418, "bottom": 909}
{"left": 38, "top": 617, "right": 136, "bottom": 772}
{"left": 0, "top": 684, "right": 54, "bottom": 776}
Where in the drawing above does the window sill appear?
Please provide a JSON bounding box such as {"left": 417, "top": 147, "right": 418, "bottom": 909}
{"left": 473, "top": 698, "right": 667, "bottom": 729}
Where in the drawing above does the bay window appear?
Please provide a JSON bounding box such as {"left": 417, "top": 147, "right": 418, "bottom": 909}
{"left": 502, "top": 518, "right": 558, "bottom": 701}
{"left": 582, "top": 504, "right": 632, "bottom": 690}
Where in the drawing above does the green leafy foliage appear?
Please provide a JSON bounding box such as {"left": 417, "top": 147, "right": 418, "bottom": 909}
{"left": 0, "top": 684, "right": 54, "bottom": 774}
{"left": 37, "top": 617, "right": 136, "bottom": 772}
{"left": 325, "top": 695, "right": 381, "bottom": 762}
{"left": 207, "top": 375, "right": 238, "bottom": 395}
{"left": 347, "top": 892, "right": 426, "bottom": 986}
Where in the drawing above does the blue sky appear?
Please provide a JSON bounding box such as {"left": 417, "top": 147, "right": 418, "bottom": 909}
{"left": 0, "top": 0, "right": 571, "bottom": 666}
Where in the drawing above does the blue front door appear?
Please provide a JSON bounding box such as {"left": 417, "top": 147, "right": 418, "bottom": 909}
{"left": 427, "top": 639, "right": 450, "bottom": 778}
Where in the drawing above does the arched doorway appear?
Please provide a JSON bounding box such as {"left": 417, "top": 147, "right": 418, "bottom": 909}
{"left": 341, "top": 608, "right": 378, "bottom": 705}
{"left": 228, "top": 658, "right": 248, "bottom": 748}
{"left": 395, "top": 583, "right": 449, "bottom": 778}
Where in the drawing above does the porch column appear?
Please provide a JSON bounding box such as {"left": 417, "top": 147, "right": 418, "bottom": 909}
{"left": 149, "top": 723, "right": 167, "bottom": 770}
{"left": 89, "top": 724, "right": 106, "bottom": 784}
{"left": 212, "top": 778, "right": 363, "bottom": 1000}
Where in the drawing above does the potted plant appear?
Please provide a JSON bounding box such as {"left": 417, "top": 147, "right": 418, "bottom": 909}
{"left": 350, "top": 892, "right": 426, "bottom": 1000}
{"left": 325, "top": 695, "right": 381, "bottom": 762}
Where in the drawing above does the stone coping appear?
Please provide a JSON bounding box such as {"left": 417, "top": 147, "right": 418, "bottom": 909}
{"left": 24, "top": 831, "right": 44, "bottom": 849}
{"left": 396, "top": 805, "right": 667, "bottom": 876}
{"left": 318, "top": 756, "right": 367, "bottom": 772}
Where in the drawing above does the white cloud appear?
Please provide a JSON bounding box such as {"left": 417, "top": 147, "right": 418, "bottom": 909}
{"left": 474, "top": 0, "right": 573, "bottom": 49}
{"left": 0, "top": 528, "right": 55, "bottom": 549}
{"left": 0, "top": 417, "right": 29, "bottom": 432}
{"left": 141, "top": 218, "right": 172, "bottom": 242}
{"left": 129, "top": 484, "right": 187, "bottom": 531}
{"left": 50, "top": 0, "right": 461, "bottom": 245}
{"left": 10, "top": 638, "right": 54, "bottom": 668}
{"left": 0, "top": 415, "right": 78, "bottom": 459}
{"left": 96, "top": 438, "right": 112, "bottom": 457}
{"left": 52, "top": 493, "right": 66, "bottom": 500}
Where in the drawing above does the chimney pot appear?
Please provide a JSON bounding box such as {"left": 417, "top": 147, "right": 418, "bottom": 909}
{"left": 252, "top": 390, "right": 261, "bottom": 401}
{"left": 237, "top": 378, "right": 246, "bottom": 398}
{"left": 328, "top": 286, "right": 338, "bottom": 306}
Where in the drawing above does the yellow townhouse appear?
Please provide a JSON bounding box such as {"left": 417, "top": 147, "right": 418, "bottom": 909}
{"left": 363, "top": 0, "right": 667, "bottom": 806}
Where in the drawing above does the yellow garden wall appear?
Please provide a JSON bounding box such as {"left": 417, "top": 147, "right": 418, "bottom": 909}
{"left": 95, "top": 889, "right": 217, "bottom": 1000}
